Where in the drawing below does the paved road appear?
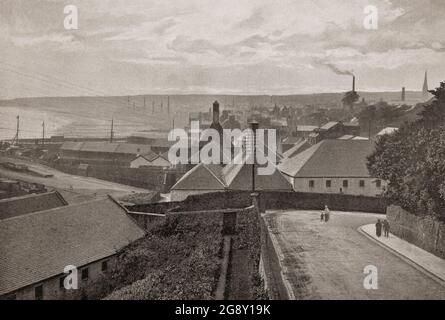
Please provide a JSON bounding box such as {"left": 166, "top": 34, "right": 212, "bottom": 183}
{"left": 264, "top": 210, "right": 445, "bottom": 300}
{"left": 0, "top": 156, "right": 149, "bottom": 203}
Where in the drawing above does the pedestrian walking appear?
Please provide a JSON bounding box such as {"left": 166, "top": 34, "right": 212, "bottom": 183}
{"left": 383, "top": 220, "right": 390, "bottom": 237}
{"left": 375, "top": 219, "right": 382, "bottom": 237}
{"left": 320, "top": 212, "right": 324, "bottom": 222}
{"left": 324, "top": 205, "right": 330, "bottom": 222}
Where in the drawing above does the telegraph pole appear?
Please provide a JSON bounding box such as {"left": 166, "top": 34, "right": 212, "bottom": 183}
{"left": 250, "top": 121, "right": 259, "bottom": 192}
{"left": 42, "top": 121, "right": 45, "bottom": 146}
{"left": 12, "top": 115, "right": 20, "bottom": 145}
{"left": 167, "top": 96, "right": 170, "bottom": 114}
{"left": 110, "top": 118, "right": 114, "bottom": 143}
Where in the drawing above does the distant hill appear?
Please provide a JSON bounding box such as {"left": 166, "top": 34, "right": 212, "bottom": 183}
{"left": 0, "top": 91, "right": 426, "bottom": 110}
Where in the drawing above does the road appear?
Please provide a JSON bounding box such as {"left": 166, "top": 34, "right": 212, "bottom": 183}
{"left": 0, "top": 156, "right": 150, "bottom": 203}
{"left": 264, "top": 210, "right": 445, "bottom": 300}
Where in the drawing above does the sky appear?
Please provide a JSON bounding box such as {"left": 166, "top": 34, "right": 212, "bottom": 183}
{"left": 0, "top": 0, "right": 444, "bottom": 98}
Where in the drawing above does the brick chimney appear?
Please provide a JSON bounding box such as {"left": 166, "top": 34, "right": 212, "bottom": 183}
{"left": 212, "top": 101, "right": 220, "bottom": 125}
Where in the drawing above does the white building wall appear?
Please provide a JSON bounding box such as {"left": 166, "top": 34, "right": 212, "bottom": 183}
{"left": 292, "top": 177, "right": 386, "bottom": 197}
{"left": 9, "top": 257, "right": 115, "bottom": 300}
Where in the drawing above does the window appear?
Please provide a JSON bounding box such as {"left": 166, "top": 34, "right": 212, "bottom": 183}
{"left": 35, "top": 285, "right": 43, "bottom": 300}
{"left": 343, "top": 180, "right": 348, "bottom": 188}
{"left": 309, "top": 180, "right": 315, "bottom": 188}
{"left": 376, "top": 179, "right": 382, "bottom": 188}
{"left": 81, "top": 268, "right": 89, "bottom": 281}
{"left": 101, "top": 260, "right": 108, "bottom": 272}
{"left": 359, "top": 180, "right": 365, "bottom": 188}
{"left": 326, "top": 180, "right": 331, "bottom": 188}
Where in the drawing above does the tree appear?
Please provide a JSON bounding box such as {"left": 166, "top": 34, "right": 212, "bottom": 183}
{"left": 367, "top": 80, "right": 445, "bottom": 221}
{"left": 342, "top": 90, "right": 360, "bottom": 110}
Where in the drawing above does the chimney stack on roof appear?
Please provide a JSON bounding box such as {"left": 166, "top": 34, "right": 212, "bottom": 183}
{"left": 212, "top": 101, "right": 220, "bottom": 125}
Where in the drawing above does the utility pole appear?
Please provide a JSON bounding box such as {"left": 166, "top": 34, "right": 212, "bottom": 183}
{"left": 368, "top": 118, "right": 372, "bottom": 140}
{"left": 42, "top": 121, "right": 45, "bottom": 146}
{"left": 12, "top": 115, "right": 20, "bottom": 145}
{"left": 167, "top": 96, "right": 170, "bottom": 115}
{"left": 250, "top": 121, "right": 259, "bottom": 192}
{"left": 110, "top": 118, "right": 114, "bottom": 143}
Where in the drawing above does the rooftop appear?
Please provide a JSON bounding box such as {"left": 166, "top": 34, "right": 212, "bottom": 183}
{"left": 0, "top": 197, "right": 145, "bottom": 295}
{"left": 278, "top": 139, "right": 375, "bottom": 178}
{"left": 0, "top": 191, "right": 68, "bottom": 220}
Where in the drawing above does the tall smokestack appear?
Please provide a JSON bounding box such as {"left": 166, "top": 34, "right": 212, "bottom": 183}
{"left": 402, "top": 87, "right": 406, "bottom": 102}
{"left": 212, "top": 101, "right": 220, "bottom": 124}
{"left": 352, "top": 75, "right": 356, "bottom": 92}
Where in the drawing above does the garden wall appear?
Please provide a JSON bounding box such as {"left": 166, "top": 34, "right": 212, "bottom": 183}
{"left": 387, "top": 205, "right": 445, "bottom": 259}
{"left": 129, "top": 190, "right": 387, "bottom": 214}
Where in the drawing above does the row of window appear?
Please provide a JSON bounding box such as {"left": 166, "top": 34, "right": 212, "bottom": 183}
{"left": 308, "top": 179, "right": 382, "bottom": 188}
{"left": 34, "top": 260, "right": 108, "bottom": 300}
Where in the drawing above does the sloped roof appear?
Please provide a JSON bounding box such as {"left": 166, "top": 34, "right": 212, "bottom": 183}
{"left": 114, "top": 143, "right": 151, "bottom": 155}
{"left": 0, "top": 197, "right": 145, "bottom": 295}
{"left": 320, "top": 121, "right": 339, "bottom": 130}
{"left": 60, "top": 141, "right": 83, "bottom": 151}
{"left": 172, "top": 152, "right": 292, "bottom": 192}
{"left": 282, "top": 140, "right": 311, "bottom": 159}
{"left": 61, "top": 142, "right": 152, "bottom": 155}
{"left": 0, "top": 191, "right": 68, "bottom": 220}
{"left": 171, "top": 163, "right": 226, "bottom": 190}
{"left": 278, "top": 140, "right": 375, "bottom": 178}
{"left": 296, "top": 125, "right": 318, "bottom": 132}
{"left": 377, "top": 127, "right": 399, "bottom": 136}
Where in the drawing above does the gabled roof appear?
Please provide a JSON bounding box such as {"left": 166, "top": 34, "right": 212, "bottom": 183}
{"left": 0, "top": 191, "right": 68, "bottom": 220}
{"left": 172, "top": 152, "right": 292, "bottom": 192}
{"left": 171, "top": 163, "right": 226, "bottom": 190}
{"left": 0, "top": 197, "right": 145, "bottom": 295}
{"left": 278, "top": 139, "right": 375, "bottom": 178}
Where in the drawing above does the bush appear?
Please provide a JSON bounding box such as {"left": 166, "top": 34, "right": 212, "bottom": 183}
{"left": 97, "top": 212, "right": 224, "bottom": 300}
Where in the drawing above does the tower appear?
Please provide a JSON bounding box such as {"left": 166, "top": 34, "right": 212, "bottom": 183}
{"left": 402, "top": 87, "right": 406, "bottom": 102}
{"left": 422, "top": 71, "right": 429, "bottom": 98}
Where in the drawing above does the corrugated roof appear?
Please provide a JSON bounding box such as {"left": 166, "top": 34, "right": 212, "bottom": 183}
{"left": 0, "top": 197, "right": 145, "bottom": 295}
{"left": 0, "top": 192, "right": 68, "bottom": 220}
{"left": 278, "top": 140, "right": 375, "bottom": 178}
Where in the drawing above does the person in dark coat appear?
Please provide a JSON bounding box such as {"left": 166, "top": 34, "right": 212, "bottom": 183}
{"left": 383, "top": 220, "right": 390, "bottom": 237}
{"left": 375, "top": 219, "right": 382, "bottom": 237}
{"left": 320, "top": 212, "right": 324, "bottom": 222}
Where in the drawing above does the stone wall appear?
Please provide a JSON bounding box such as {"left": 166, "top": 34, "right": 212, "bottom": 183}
{"left": 129, "top": 190, "right": 387, "bottom": 214}
{"left": 387, "top": 205, "right": 445, "bottom": 259}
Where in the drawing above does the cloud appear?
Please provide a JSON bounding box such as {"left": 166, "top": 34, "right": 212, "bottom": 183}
{"left": 1, "top": 0, "right": 444, "bottom": 97}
